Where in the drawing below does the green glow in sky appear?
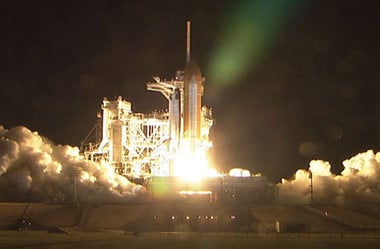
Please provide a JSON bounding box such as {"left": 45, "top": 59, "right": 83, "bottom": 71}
{"left": 207, "top": 0, "right": 304, "bottom": 87}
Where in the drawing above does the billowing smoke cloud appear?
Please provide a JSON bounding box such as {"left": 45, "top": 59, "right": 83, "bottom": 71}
{"left": 278, "top": 150, "right": 380, "bottom": 215}
{"left": 0, "top": 125, "right": 146, "bottom": 203}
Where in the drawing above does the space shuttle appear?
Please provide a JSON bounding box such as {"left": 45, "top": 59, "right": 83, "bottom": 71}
{"left": 146, "top": 21, "right": 212, "bottom": 176}
{"left": 183, "top": 21, "right": 203, "bottom": 152}
{"left": 84, "top": 21, "right": 213, "bottom": 178}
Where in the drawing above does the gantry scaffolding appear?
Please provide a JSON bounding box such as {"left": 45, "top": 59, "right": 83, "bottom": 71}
{"left": 82, "top": 86, "right": 213, "bottom": 180}
{"left": 81, "top": 21, "right": 216, "bottom": 180}
{"left": 83, "top": 96, "right": 171, "bottom": 179}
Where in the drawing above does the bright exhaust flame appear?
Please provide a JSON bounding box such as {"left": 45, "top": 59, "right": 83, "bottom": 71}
{"left": 173, "top": 141, "right": 220, "bottom": 183}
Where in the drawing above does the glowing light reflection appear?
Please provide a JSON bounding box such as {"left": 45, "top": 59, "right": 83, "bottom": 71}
{"left": 173, "top": 140, "right": 220, "bottom": 182}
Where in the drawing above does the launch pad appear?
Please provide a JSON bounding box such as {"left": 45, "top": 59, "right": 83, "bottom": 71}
{"left": 82, "top": 22, "right": 214, "bottom": 182}
{"left": 79, "top": 22, "right": 273, "bottom": 203}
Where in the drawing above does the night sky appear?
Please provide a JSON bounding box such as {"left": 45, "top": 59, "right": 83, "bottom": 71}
{"left": 1, "top": 0, "right": 379, "bottom": 182}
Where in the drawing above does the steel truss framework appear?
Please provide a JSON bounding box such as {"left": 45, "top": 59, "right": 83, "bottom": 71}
{"left": 83, "top": 71, "right": 213, "bottom": 180}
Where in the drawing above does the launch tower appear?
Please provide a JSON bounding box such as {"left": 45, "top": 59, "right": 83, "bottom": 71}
{"left": 83, "top": 22, "right": 214, "bottom": 180}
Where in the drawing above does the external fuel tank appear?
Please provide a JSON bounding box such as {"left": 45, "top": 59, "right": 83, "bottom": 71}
{"left": 183, "top": 60, "right": 203, "bottom": 143}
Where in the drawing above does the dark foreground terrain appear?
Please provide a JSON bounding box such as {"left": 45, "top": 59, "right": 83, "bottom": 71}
{"left": 1, "top": 202, "right": 380, "bottom": 248}
{"left": 2, "top": 202, "right": 380, "bottom": 233}
{"left": 1, "top": 231, "right": 380, "bottom": 249}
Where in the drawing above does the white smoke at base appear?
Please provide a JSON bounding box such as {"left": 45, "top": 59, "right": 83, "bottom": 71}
{"left": 0, "top": 125, "right": 146, "bottom": 203}
{"left": 278, "top": 150, "right": 380, "bottom": 214}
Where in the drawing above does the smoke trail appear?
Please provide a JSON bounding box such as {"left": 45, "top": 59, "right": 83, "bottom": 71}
{"left": 278, "top": 150, "right": 380, "bottom": 215}
{"left": 0, "top": 125, "right": 146, "bottom": 203}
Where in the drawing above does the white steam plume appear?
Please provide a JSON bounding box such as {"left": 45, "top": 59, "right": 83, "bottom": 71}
{"left": 0, "top": 125, "right": 146, "bottom": 203}
{"left": 278, "top": 150, "right": 380, "bottom": 215}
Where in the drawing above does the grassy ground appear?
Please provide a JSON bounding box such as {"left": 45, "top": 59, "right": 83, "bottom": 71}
{"left": 1, "top": 231, "right": 380, "bottom": 249}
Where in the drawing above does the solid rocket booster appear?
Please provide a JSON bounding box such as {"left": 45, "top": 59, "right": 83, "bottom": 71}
{"left": 183, "top": 60, "right": 202, "bottom": 143}
{"left": 169, "top": 87, "right": 181, "bottom": 149}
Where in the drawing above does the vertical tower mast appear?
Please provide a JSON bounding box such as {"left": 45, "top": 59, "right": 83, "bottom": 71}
{"left": 186, "top": 21, "right": 191, "bottom": 64}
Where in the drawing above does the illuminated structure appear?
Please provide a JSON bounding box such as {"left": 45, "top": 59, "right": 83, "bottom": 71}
{"left": 83, "top": 22, "right": 214, "bottom": 180}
